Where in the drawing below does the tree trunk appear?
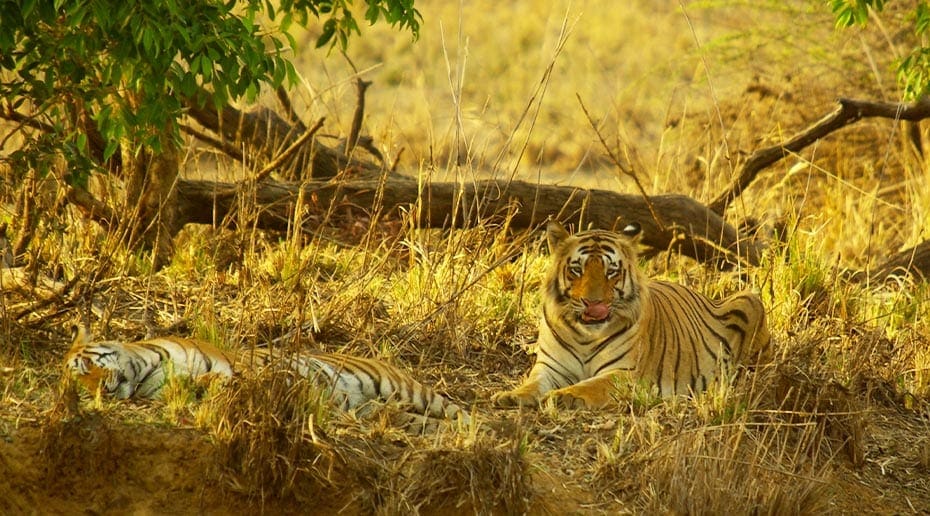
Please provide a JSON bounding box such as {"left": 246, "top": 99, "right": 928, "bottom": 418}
{"left": 123, "top": 134, "right": 181, "bottom": 270}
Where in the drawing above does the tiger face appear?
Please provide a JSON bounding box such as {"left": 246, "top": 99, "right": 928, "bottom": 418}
{"left": 65, "top": 345, "right": 136, "bottom": 399}
{"left": 64, "top": 326, "right": 234, "bottom": 399}
{"left": 546, "top": 221, "right": 644, "bottom": 330}
{"left": 65, "top": 327, "right": 154, "bottom": 399}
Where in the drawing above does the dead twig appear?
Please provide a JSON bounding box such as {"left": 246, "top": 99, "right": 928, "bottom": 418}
{"left": 181, "top": 123, "right": 244, "bottom": 162}
{"left": 576, "top": 94, "right": 665, "bottom": 232}
{"left": 65, "top": 185, "right": 119, "bottom": 229}
{"left": 252, "top": 117, "right": 326, "bottom": 184}
{"left": 275, "top": 86, "right": 304, "bottom": 129}
{"left": 347, "top": 78, "right": 372, "bottom": 156}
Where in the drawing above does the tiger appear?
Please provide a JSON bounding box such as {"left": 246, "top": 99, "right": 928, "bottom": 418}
{"left": 492, "top": 221, "right": 772, "bottom": 409}
{"left": 63, "top": 327, "right": 467, "bottom": 422}
{"left": 64, "top": 326, "right": 235, "bottom": 399}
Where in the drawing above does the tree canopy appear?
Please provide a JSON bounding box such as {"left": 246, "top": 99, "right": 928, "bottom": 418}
{"left": 0, "top": 0, "right": 421, "bottom": 181}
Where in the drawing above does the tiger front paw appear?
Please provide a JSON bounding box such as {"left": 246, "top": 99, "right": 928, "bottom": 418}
{"left": 546, "top": 386, "right": 610, "bottom": 409}
{"left": 491, "top": 389, "right": 541, "bottom": 408}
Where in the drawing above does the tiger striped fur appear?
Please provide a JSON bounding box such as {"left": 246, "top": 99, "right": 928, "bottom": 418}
{"left": 492, "top": 221, "right": 772, "bottom": 409}
{"left": 63, "top": 327, "right": 466, "bottom": 421}
{"left": 64, "top": 326, "right": 233, "bottom": 399}
{"left": 239, "top": 347, "right": 466, "bottom": 421}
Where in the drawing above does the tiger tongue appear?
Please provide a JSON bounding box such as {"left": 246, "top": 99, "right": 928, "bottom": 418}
{"left": 582, "top": 302, "right": 610, "bottom": 322}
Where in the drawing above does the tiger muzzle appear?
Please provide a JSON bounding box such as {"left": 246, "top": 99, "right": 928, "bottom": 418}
{"left": 581, "top": 300, "right": 611, "bottom": 323}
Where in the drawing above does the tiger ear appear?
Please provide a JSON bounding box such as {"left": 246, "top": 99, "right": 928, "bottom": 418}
{"left": 71, "top": 325, "right": 93, "bottom": 346}
{"left": 546, "top": 220, "right": 571, "bottom": 252}
{"left": 620, "top": 222, "right": 642, "bottom": 239}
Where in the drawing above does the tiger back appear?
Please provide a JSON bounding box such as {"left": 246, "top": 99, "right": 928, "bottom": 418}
{"left": 492, "top": 221, "right": 772, "bottom": 409}
{"left": 239, "top": 347, "right": 467, "bottom": 422}
{"left": 64, "top": 327, "right": 235, "bottom": 399}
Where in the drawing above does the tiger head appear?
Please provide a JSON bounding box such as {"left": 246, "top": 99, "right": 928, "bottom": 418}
{"left": 64, "top": 326, "right": 133, "bottom": 398}
{"left": 545, "top": 221, "right": 645, "bottom": 330}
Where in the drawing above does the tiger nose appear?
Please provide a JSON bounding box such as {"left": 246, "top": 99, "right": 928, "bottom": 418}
{"left": 581, "top": 298, "right": 611, "bottom": 321}
{"left": 581, "top": 298, "right": 611, "bottom": 310}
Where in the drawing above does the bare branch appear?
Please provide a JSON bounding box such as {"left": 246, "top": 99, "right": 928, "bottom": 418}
{"left": 854, "top": 239, "right": 930, "bottom": 283}
{"left": 0, "top": 105, "right": 55, "bottom": 134}
{"left": 576, "top": 94, "right": 665, "bottom": 231}
{"left": 710, "top": 97, "right": 930, "bottom": 215}
{"left": 275, "top": 86, "right": 304, "bottom": 129}
{"left": 66, "top": 185, "right": 119, "bottom": 228}
{"left": 347, "top": 78, "right": 371, "bottom": 155}
{"left": 181, "top": 123, "right": 244, "bottom": 161}
{"left": 252, "top": 117, "right": 326, "bottom": 184}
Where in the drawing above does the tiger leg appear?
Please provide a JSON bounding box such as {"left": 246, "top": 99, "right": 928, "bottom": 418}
{"left": 492, "top": 380, "right": 547, "bottom": 407}
{"left": 546, "top": 370, "right": 635, "bottom": 409}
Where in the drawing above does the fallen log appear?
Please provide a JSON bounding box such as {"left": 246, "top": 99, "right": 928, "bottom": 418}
{"left": 176, "top": 177, "right": 760, "bottom": 267}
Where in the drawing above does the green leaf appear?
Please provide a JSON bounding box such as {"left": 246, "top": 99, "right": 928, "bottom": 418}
{"left": 21, "top": 0, "right": 36, "bottom": 18}
{"left": 103, "top": 139, "right": 120, "bottom": 161}
{"left": 317, "top": 18, "right": 336, "bottom": 48}
{"left": 916, "top": 2, "right": 930, "bottom": 35}
{"left": 75, "top": 132, "right": 87, "bottom": 153}
{"left": 202, "top": 55, "right": 213, "bottom": 82}
{"left": 284, "top": 30, "right": 297, "bottom": 51}
{"left": 284, "top": 60, "right": 298, "bottom": 87}
{"left": 365, "top": 3, "right": 381, "bottom": 24}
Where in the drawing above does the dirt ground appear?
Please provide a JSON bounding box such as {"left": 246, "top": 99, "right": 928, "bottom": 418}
{"left": 2, "top": 389, "right": 928, "bottom": 515}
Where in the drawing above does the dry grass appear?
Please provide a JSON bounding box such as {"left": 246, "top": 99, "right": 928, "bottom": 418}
{"left": 3, "top": 0, "right": 930, "bottom": 513}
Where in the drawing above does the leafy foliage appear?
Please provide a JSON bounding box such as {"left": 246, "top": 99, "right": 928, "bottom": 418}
{"left": 0, "top": 0, "right": 421, "bottom": 180}
{"left": 830, "top": 0, "right": 930, "bottom": 99}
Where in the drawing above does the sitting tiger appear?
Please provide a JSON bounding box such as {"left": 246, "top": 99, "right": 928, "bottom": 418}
{"left": 492, "top": 221, "right": 772, "bottom": 409}
{"left": 64, "top": 327, "right": 465, "bottom": 421}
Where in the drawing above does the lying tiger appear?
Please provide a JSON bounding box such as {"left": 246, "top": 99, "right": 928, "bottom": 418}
{"left": 65, "top": 326, "right": 233, "bottom": 399}
{"left": 64, "top": 326, "right": 465, "bottom": 421}
{"left": 493, "top": 221, "right": 772, "bottom": 409}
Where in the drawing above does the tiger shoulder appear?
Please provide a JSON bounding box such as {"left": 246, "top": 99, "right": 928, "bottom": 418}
{"left": 492, "top": 221, "right": 772, "bottom": 409}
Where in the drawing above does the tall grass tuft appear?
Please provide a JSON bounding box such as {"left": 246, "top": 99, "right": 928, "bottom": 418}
{"left": 202, "top": 366, "right": 340, "bottom": 505}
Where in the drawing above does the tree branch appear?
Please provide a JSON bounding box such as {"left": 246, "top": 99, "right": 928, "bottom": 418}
{"left": 856, "top": 239, "right": 930, "bottom": 283}
{"left": 181, "top": 123, "right": 243, "bottom": 161}
{"left": 0, "top": 105, "right": 55, "bottom": 134}
{"left": 66, "top": 185, "right": 119, "bottom": 229}
{"left": 252, "top": 117, "right": 326, "bottom": 183}
{"left": 347, "top": 78, "right": 371, "bottom": 156}
{"left": 710, "top": 97, "right": 930, "bottom": 215}
{"left": 275, "top": 85, "right": 304, "bottom": 129}
{"left": 186, "top": 100, "right": 362, "bottom": 180}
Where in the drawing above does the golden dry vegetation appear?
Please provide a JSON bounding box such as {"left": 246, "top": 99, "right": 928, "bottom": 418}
{"left": 3, "top": 0, "right": 930, "bottom": 514}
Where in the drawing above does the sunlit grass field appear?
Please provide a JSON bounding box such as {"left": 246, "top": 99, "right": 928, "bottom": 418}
{"left": 3, "top": 0, "right": 930, "bottom": 513}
